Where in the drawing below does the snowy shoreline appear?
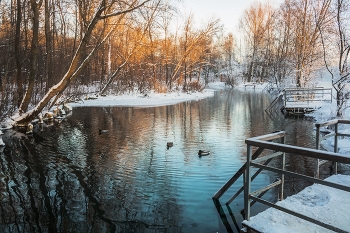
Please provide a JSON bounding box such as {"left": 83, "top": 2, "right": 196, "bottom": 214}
{"left": 69, "top": 89, "right": 216, "bottom": 108}
{"left": 68, "top": 82, "right": 266, "bottom": 108}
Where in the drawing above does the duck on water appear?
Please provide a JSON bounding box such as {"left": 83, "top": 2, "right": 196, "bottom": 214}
{"left": 166, "top": 142, "right": 173, "bottom": 149}
{"left": 198, "top": 150, "right": 210, "bottom": 156}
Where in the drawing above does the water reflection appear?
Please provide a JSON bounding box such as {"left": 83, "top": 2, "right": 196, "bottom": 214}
{"left": 0, "top": 89, "right": 317, "bottom": 232}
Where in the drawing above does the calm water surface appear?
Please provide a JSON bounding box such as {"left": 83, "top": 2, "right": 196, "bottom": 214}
{"left": 0, "top": 89, "right": 318, "bottom": 233}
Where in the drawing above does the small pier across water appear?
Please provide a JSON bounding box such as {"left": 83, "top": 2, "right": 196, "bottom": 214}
{"left": 266, "top": 87, "right": 332, "bottom": 115}
{"left": 213, "top": 120, "right": 350, "bottom": 233}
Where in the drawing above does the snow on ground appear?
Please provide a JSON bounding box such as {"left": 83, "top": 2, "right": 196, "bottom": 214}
{"left": 242, "top": 174, "right": 350, "bottom": 233}
{"left": 68, "top": 81, "right": 265, "bottom": 108}
{"left": 206, "top": 81, "right": 227, "bottom": 90}
{"left": 69, "top": 89, "right": 215, "bottom": 108}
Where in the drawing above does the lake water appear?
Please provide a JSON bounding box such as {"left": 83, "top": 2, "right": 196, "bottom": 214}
{"left": 0, "top": 89, "right": 319, "bottom": 233}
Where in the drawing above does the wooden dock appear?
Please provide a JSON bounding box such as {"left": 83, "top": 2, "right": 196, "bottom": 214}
{"left": 281, "top": 87, "right": 332, "bottom": 115}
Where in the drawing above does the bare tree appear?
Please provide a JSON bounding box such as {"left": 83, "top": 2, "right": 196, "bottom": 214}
{"left": 169, "top": 17, "right": 221, "bottom": 89}
{"left": 14, "top": 0, "right": 153, "bottom": 125}
{"left": 287, "top": 0, "right": 332, "bottom": 87}
{"left": 320, "top": 0, "right": 350, "bottom": 116}
{"left": 240, "top": 2, "right": 275, "bottom": 83}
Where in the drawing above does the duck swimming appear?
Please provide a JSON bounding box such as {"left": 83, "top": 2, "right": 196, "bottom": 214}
{"left": 198, "top": 150, "right": 210, "bottom": 156}
{"left": 167, "top": 142, "right": 173, "bottom": 149}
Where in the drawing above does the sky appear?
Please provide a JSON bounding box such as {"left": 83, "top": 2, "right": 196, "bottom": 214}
{"left": 179, "top": 0, "right": 283, "bottom": 33}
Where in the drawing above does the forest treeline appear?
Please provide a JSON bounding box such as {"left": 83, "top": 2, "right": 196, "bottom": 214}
{"left": 0, "top": 0, "right": 349, "bottom": 124}
{"left": 241, "top": 0, "right": 350, "bottom": 116}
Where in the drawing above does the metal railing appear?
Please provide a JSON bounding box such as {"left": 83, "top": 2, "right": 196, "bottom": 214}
{"left": 315, "top": 119, "right": 350, "bottom": 178}
{"left": 213, "top": 129, "right": 350, "bottom": 232}
{"left": 283, "top": 87, "right": 332, "bottom": 105}
{"left": 242, "top": 131, "right": 350, "bottom": 233}
{"left": 212, "top": 131, "right": 285, "bottom": 201}
{"left": 282, "top": 87, "right": 332, "bottom": 114}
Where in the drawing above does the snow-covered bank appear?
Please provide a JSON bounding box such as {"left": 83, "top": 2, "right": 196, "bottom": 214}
{"left": 69, "top": 89, "right": 216, "bottom": 108}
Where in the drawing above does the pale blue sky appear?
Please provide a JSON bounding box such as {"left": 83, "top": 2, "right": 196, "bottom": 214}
{"left": 180, "top": 0, "right": 283, "bottom": 32}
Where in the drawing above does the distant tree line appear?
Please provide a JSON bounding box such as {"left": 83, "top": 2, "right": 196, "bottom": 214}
{"left": 2, "top": 0, "right": 349, "bottom": 125}
{"left": 240, "top": 0, "right": 350, "bottom": 116}
{"left": 0, "top": 0, "right": 238, "bottom": 124}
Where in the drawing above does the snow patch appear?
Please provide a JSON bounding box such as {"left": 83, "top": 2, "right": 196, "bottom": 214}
{"left": 69, "top": 89, "right": 215, "bottom": 108}
{"left": 243, "top": 175, "right": 350, "bottom": 233}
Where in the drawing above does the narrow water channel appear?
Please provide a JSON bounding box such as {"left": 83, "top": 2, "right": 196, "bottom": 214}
{"left": 0, "top": 89, "right": 318, "bottom": 233}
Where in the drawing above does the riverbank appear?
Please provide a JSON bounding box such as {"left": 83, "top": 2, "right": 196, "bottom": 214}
{"left": 1, "top": 81, "right": 349, "bottom": 154}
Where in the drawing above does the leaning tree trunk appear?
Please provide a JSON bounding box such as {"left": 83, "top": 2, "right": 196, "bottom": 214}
{"left": 19, "top": 0, "right": 42, "bottom": 113}
{"left": 14, "top": 2, "right": 104, "bottom": 126}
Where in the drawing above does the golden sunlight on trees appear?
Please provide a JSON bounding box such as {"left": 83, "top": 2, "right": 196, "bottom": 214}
{"left": 0, "top": 0, "right": 223, "bottom": 125}
{"left": 1, "top": 0, "right": 350, "bottom": 124}
{"left": 8, "top": 0, "right": 159, "bottom": 125}
{"left": 240, "top": 2, "right": 275, "bottom": 83}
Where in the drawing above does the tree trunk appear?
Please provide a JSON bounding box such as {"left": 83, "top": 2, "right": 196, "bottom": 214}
{"left": 45, "top": 0, "right": 53, "bottom": 92}
{"left": 19, "top": 0, "right": 43, "bottom": 114}
{"left": 15, "top": 0, "right": 23, "bottom": 108}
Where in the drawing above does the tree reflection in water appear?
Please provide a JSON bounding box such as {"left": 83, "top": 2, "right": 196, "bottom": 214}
{"left": 0, "top": 89, "right": 317, "bottom": 233}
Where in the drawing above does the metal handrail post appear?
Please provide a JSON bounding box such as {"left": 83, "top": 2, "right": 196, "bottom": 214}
{"left": 315, "top": 124, "right": 321, "bottom": 178}
{"left": 244, "top": 144, "right": 252, "bottom": 221}
{"left": 280, "top": 136, "right": 285, "bottom": 200}
{"left": 334, "top": 123, "right": 338, "bottom": 174}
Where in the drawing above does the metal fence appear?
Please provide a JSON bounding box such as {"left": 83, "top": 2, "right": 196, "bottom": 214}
{"left": 242, "top": 130, "right": 350, "bottom": 233}
{"left": 213, "top": 120, "right": 350, "bottom": 232}
{"left": 315, "top": 119, "right": 350, "bottom": 178}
